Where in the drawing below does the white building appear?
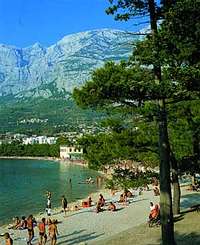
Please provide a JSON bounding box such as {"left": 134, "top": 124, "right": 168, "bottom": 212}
{"left": 23, "top": 137, "right": 38, "bottom": 145}
{"left": 23, "top": 136, "right": 57, "bottom": 145}
{"left": 60, "top": 145, "right": 83, "bottom": 159}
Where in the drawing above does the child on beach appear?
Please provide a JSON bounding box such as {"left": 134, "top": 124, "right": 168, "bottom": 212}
{"left": 108, "top": 202, "right": 116, "bottom": 211}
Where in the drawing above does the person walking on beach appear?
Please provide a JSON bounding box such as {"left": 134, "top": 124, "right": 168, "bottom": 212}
{"left": 48, "top": 219, "right": 59, "bottom": 245}
{"left": 27, "top": 215, "right": 34, "bottom": 245}
{"left": 38, "top": 218, "right": 47, "bottom": 245}
{"left": 61, "top": 195, "right": 68, "bottom": 215}
{"left": 4, "top": 233, "right": 13, "bottom": 245}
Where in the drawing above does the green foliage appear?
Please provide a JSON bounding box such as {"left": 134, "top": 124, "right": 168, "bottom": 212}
{"left": 106, "top": 168, "right": 159, "bottom": 190}
{"left": 56, "top": 136, "right": 71, "bottom": 146}
{"left": 105, "top": 0, "right": 176, "bottom": 22}
{"left": 73, "top": 0, "right": 200, "bottom": 178}
{"left": 105, "top": 179, "right": 116, "bottom": 190}
{"left": 0, "top": 96, "right": 104, "bottom": 135}
{"left": 0, "top": 142, "right": 59, "bottom": 157}
{"left": 77, "top": 120, "right": 159, "bottom": 170}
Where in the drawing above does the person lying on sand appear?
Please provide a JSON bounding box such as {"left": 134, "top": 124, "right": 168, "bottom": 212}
{"left": 70, "top": 205, "right": 80, "bottom": 211}
{"left": 82, "top": 196, "right": 92, "bottom": 208}
{"left": 108, "top": 202, "right": 116, "bottom": 211}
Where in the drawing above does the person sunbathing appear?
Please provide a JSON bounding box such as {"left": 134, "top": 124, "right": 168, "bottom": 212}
{"left": 70, "top": 205, "right": 80, "bottom": 211}
{"left": 118, "top": 194, "right": 125, "bottom": 203}
{"left": 98, "top": 194, "right": 105, "bottom": 207}
{"left": 82, "top": 196, "right": 92, "bottom": 208}
{"left": 19, "top": 216, "right": 27, "bottom": 230}
{"left": 124, "top": 190, "right": 133, "bottom": 198}
{"left": 8, "top": 216, "right": 21, "bottom": 230}
{"left": 108, "top": 202, "right": 116, "bottom": 211}
{"left": 96, "top": 202, "right": 103, "bottom": 213}
{"left": 153, "top": 186, "right": 160, "bottom": 196}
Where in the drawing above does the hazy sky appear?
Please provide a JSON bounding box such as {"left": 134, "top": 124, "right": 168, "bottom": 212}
{"left": 0, "top": 0, "right": 149, "bottom": 47}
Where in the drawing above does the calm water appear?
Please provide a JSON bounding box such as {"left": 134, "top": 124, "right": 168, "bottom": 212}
{"left": 0, "top": 159, "right": 100, "bottom": 225}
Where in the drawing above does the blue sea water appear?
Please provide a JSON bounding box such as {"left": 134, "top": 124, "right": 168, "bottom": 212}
{"left": 0, "top": 159, "right": 100, "bottom": 225}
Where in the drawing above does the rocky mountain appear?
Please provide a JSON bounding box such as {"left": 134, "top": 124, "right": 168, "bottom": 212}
{"left": 0, "top": 29, "right": 135, "bottom": 98}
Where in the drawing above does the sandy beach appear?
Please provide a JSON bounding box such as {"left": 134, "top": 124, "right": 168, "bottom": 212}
{"left": 1, "top": 185, "right": 199, "bottom": 245}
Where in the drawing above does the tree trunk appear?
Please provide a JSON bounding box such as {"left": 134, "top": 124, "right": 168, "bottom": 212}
{"left": 158, "top": 100, "right": 176, "bottom": 245}
{"left": 170, "top": 153, "right": 181, "bottom": 215}
{"left": 192, "top": 126, "right": 200, "bottom": 175}
{"left": 172, "top": 180, "right": 180, "bottom": 215}
{"left": 148, "top": 0, "right": 176, "bottom": 244}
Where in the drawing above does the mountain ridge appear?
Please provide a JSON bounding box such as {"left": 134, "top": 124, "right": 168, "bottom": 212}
{"left": 0, "top": 28, "right": 136, "bottom": 98}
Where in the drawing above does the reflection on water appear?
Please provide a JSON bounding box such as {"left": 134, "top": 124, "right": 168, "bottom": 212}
{"left": 0, "top": 159, "right": 100, "bottom": 225}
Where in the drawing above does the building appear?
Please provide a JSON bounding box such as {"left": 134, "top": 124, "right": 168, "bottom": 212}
{"left": 23, "top": 136, "right": 57, "bottom": 145}
{"left": 60, "top": 145, "right": 83, "bottom": 160}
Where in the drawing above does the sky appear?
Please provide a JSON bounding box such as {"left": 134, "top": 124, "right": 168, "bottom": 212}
{"left": 0, "top": 0, "right": 149, "bottom": 47}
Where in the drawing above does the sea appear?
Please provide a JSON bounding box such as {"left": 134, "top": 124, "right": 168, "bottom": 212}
{"left": 0, "top": 159, "right": 100, "bottom": 225}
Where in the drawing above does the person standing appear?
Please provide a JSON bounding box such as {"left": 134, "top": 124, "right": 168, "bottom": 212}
{"left": 27, "top": 215, "right": 34, "bottom": 245}
{"left": 48, "top": 219, "right": 59, "bottom": 245}
{"left": 38, "top": 218, "right": 47, "bottom": 245}
{"left": 61, "top": 196, "right": 68, "bottom": 215}
{"left": 46, "top": 193, "right": 52, "bottom": 216}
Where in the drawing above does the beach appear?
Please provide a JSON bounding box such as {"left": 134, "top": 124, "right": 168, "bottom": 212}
{"left": 0, "top": 158, "right": 200, "bottom": 245}
{"left": 1, "top": 185, "right": 199, "bottom": 245}
{"left": 0, "top": 187, "right": 158, "bottom": 244}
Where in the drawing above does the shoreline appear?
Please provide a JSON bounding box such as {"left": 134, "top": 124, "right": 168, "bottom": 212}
{"left": 0, "top": 156, "right": 90, "bottom": 167}
{"left": 0, "top": 186, "right": 199, "bottom": 244}
{"left": 0, "top": 157, "right": 104, "bottom": 228}
{"left": 0, "top": 186, "right": 160, "bottom": 245}
{"left": 0, "top": 186, "right": 106, "bottom": 228}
